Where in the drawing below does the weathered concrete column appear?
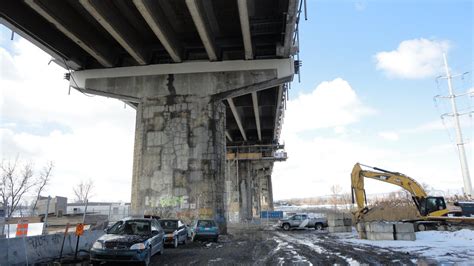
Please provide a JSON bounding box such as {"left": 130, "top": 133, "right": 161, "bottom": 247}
{"left": 225, "top": 160, "right": 278, "bottom": 221}
{"left": 251, "top": 169, "right": 260, "bottom": 218}
{"left": 225, "top": 160, "right": 241, "bottom": 223}
{"left": 71, "top": 59, "right": 294, "bottom": 231}
{"left": 131, "top": 95, "right": 226, "bottom": 231}
{"left": 258, "top": 173, "right": 269, "bottom": 211}
{"left": 267, "top": 174, "right": 274, "bottom": 210}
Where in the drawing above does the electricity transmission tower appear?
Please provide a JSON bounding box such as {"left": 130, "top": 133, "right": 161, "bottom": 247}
{"left": 436, "top": 53, "right": 472, "bottom": 196}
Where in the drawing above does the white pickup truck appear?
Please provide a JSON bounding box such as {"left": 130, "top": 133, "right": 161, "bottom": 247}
{"left": 278, "top": 214, "right": 328, "bottom": 231}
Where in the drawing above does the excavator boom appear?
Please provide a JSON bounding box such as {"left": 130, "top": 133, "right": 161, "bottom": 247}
{"left": 351, "top": 163, "right": 447, "bottom": 221}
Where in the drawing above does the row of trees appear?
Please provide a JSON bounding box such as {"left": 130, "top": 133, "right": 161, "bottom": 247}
{"left": 0, "top": 158, "right": 95, "bottom": 218}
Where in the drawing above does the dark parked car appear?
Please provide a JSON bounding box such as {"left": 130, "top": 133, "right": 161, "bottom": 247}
{"left": 159, "top": 219, "right": 188, "bottom": 248}
{"left": 90, "top": 217, "right": 165, "bottom": 265}
{"left": 190, "top": 219, "right": 219, "bottom": 242}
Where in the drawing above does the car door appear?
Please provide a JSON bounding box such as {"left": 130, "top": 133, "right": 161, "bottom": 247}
{"left": 177, "top": 220, "right": 185, "bottom": 242}
{"left": 150, "top": 220, "right": 163, "bottom": 255}
{"left": 291, "top": 215, "right": 302, "bottom": 227}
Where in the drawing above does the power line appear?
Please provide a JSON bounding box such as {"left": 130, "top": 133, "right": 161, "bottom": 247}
{"left": 436, "top": 53, "right": 473, "bottom": 196}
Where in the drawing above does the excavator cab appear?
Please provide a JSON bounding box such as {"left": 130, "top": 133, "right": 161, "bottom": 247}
{"left": 418, "top": 196, "right": 447, "bottom": 216}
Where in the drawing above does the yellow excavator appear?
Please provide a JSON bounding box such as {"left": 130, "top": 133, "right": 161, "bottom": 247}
{"left": 351, "top": 163, "right": 474, "bottom": 230}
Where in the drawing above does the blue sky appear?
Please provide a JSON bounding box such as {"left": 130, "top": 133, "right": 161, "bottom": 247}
{"left": 1, "top": 0, "right": 473, "bottom": 201}
{"left": 298, "top": 0, "right": 472, "bottom": 117}
{"left": 274, "top": 0, "right": 473, "bottom": 198}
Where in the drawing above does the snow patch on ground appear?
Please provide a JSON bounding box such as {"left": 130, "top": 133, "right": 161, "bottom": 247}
{"left": 272, "top": 234, "right": 313, "bottom": 265}
{"left": 342, "top": 229, "right": 474, "bottom": 264}
{"left": 275, "top": 231, "right": 361, "bottom": 265}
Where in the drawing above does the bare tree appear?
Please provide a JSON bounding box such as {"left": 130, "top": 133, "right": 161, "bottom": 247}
{"left": 31, "top": 161, "right": 54, "bottom": 213}
{"left": 330, "top": 184, "right": 343, "bottom": 210}
{"left": 73, "top": 179, "right": 94, "bottom": 203}
{"left": 340, "top": 192, "right": 353, "bottom": 210}
{"left": 0, "top": 159, "right": 35, "bottom": 217}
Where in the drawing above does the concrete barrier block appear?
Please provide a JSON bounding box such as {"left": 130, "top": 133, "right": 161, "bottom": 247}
{"left": 356, "top": 222, "right": 366, "bottom": 233}
{"left": 1, "top": 229, "right": 104, "bottom": 265}
{"left": 368, "top": 222, "right": 394, "bottom": 233}
{"left": 327, "top": 213, "right": 345, "bottom": 220}
{"left": 343, "top": 218, "right": 352, "bottom": 226}
{"left": 358, "top": 230, "right": 367, "bottom": 239}
{"left": 367, "top": 232, "right": 395, "bottom": 241}
{"left": 328, "top": 226, "right": 352, "bottom": 233}
{"left": 343, "top": 213, "right": 353, "bottom": 220}
{"left": 328, "top": 219, "right": 345, "bottom": 227}
{"left": 395, "top": 233, "right": 416, "bottom": 241}
{"left": 394, "top": 223, "right": 415, "bottom": 233}
{"left": 365, "top": 222, "right": 372, "bottom": 232}
{"left": 0, "top": 237, "right": 7, "bottom": 264}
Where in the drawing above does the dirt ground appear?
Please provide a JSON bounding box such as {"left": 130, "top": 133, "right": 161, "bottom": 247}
{"left": 152, "top": 226, "right": 424, "bottom": 265}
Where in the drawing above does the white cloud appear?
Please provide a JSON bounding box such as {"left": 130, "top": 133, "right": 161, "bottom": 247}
{"left": 375, "top": 38, "right": 450, "bottom": 79}
{"left": 1, "top": 37, "right": 136, "bottom": 202}
{"left": 273, "top": 135, "right": 399, "bottom": 199}
{"left": 354, "top": 0, "right": 368, "bottom": 11}
{"left": 273, "top": 79, "right": 472, "bottom": 200}
{"left": 283, "top": 78, "right": 374, "bottom": 134}
{"left": 273, "top": 79, "right": 381, "bottom": 199}
{"left": 378, "top": 131, "right": 399, "bottom": 141}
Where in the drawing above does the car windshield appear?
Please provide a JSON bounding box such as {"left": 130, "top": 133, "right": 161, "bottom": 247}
{"left": 108, "top": 220, "right": 151, "bottom": 236}
{"left": 197, "top": 220, "right": 216, "bottom": 227}
{"left": 160, "top": 220, "right": 178, "bottom": 229}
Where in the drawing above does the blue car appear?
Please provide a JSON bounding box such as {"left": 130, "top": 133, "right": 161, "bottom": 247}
{"left": 190, "top": 219, "right": 219, "bottom": 242}
{"left": 90, "top": 217, "right": 165, "bottom": 265}
{"left": 159, "top": 219, "right": 189, "bottom": 248}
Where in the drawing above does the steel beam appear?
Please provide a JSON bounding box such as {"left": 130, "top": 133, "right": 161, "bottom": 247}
{"left": 133, "top": 0, "right": 182, "bottom": 63}
{"left": 79, "top": 0, "right": 147, "bottom": 65}
{"left": 185, "top": 0, "right": 218, "bottom": 61}
{"left": 237, "top": 0, "right": 253, "bottom": 60}
{"left": 225, "top": 130, "right": 233, "bottom": 142}
{"left": 276, "top": 0, "right": 299, "bottom": 57}
{"left": 227, "top": 98, "right": 247, "bottom": 141}
{"left": 252, "top": 92, "right": 262, "bottom": 141}
{"left": 0, "top": 17, "right": 82, "bottom": 70}
{"left": 273, "top": 85, "right": 284, "bottom": 140}
{"left": 213, "top": 76, "right": 291, "bottom": 101}
{"left": 24, "top": 0, "right": 114, "bottom": 68}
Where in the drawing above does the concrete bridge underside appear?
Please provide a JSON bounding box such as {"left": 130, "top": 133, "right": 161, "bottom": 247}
{"left": 0, "top": 0, "right": 300, "bottom": 232}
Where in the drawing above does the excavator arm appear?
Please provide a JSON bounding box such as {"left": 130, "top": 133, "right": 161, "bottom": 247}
{"left": 351, "top": 163, "right": 448, "bottom": 221}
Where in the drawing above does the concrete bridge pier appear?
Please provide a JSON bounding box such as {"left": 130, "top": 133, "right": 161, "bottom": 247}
{"left": 225, "top": 159, "right": 277, "bottom": 223}
{"left": 70, "top": 59, "right": 294, "bottom": 233}
{"left": 131, "top": 95, "right": 226, "bottom": 230}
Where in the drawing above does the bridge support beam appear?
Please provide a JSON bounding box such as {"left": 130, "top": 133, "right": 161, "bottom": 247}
{"left": 225, "top": 160, "right": 275, "bottom": 223}
{"left": 132, "top": 95, "right": 226, "bottom": 232}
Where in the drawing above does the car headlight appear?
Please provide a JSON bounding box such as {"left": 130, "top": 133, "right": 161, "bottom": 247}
{"left": 130, "top": 243, "right": 146, "bottom": 250}
{"left": 92, "top": 241, "right": 103, "bottom": 249}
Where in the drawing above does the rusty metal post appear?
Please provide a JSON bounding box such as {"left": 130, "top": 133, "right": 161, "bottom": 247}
{"left": 59, "top": 223, "right": 70, "bottom": 260}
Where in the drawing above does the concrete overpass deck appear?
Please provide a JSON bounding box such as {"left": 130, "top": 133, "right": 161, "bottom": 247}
{"left": 1, "top": 0, "right": 302, "bottom": 229}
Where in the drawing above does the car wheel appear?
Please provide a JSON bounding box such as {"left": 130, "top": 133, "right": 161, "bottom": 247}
{"left": 173, "top": 237, "right": 178, "bottom": 248}
{"left": 213, "top": 237, "right": 218, "bottom": 243}
{"left": 315, "top": 223, "right": 323, "bottom": 231}
{"left": 91, "top": 261, "right": 101, "bottom": 266}
{"left": 283, "top": 223, "right": 290, "bottom": 231}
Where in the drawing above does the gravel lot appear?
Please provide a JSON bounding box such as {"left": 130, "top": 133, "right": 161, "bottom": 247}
{"left": 152, "top": 225, "right": 424, "bottom": 265}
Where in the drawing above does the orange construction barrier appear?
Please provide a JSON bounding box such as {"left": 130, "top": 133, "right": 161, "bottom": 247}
{"left": 16, "top": 222, "right": 28, "bottom": 237}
